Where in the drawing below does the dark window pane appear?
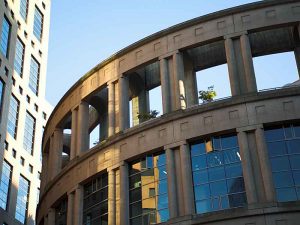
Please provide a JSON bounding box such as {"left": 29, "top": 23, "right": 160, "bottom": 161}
{"left": 129, "top": 188, "right": 141, "bottom": 203}
{"left": 223, "top": 148, "right": 241, "bottom": 164}
{"left": 270, "top": 156, "right": 290, "bottom": 172}
{"left": 192, "top": 155, "right": 207, "bottom": 171}
{"left": 265, "top": 128, "right": 284, "bottom": 142}
{"left": 208, "top": 166, "right": 225, "bottom": 181}
{"left": 227, "top": 178, "right": 245, "bottom": 194}
{"left": 130, "top": 216, "right": 142, "bottom": 225}
{"left": 225, "top": 163, "right": 242, "bottom": 178}
{"left": 210, "top": 181, "right": 227, "bottom": 197}
{"left": 129, "top": 174, "right": 141, "bottom": 189}
{"left": 273, "top": 172, "right": 294, "bottom": 188}
{"left": 207, "top": 152, "right": 223, "bottom": 167}
{"left": 196, "top": 199, "right": 211, "bottom": 214}
{"left": 287, "top": 140, "right": 300, "bottom": 154}
{"left": 191, "top": 143, "right": 205, "bottom": 156}
{"left": 267, "top": 141, "right": 287, "bottom": 157}
{"left": 276, "top": 188, "right": 297, "bottom": 202}
{"left": 130, "top": 201, "right": 142, "bottom": 217}
{"left": 294, "top": 125, "right": 300, "bottom": 138}
{"left": 228, "top": 193, "right": 247, "bottom": 208}
{"left": 193, "top": 170, "right": 208, "bottom": 185}
{"left": 130, "top": 161, "right": 141, "bottom": 175}
{"left": 293, "top": 171, "right": 300, "bottom": 186}
{"left": 289, "top": 155, "right": 300, "bottom": 170}
{"left": 221, "top": 135, "right": 238, "bottom": 149}
{"left": 157, "top": 209, "right": 169, "bottom": 223}
{"left": 194, "top": 184, "right": 210, "bottom": 201}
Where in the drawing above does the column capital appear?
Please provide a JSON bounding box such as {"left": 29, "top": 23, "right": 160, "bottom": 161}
{"left": 236, "top": 124, "right": 263, "bottom": 133}
{"left": 224, "top": 30, "right": 248, "bottom": 39}
{"left": 159, "top": 50, "right": 179, "bottom": 60}
{"left": 164, "top": 140, "right": 187, "bottom": 150}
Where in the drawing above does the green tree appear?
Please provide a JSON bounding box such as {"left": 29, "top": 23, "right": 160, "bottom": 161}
{"left": 199, "top": 86, "right": 217, "bottom": 103}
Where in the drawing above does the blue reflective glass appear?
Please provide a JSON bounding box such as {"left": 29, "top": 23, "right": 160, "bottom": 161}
{"left": 293, "top": 171, "right": 300, "bottom": 186}
{"left": 270, "top": 156, "right": 290, "bottom": 172}
{"left": 213, "top": 137, "right": 221, "bottom": 150}
{"left": 265, "top": 128, "right": 284, "bottom": 142}
{"left": 155, "top": 153, "right": 166, "bottom": 166}
{"left": 225, "top": 163, "right": 242, "bottom": 178}
{"left": 273, "top": 172, "right": 294, "bottom": 188}
{"left": 267, "top": 141, "right": 287, "bottom": 157}
{"left": 210, "top": 181, "right": 227, "bottom": 196}
{"left": 196, "top": 199, "right": 211, "bottom": 214}
{"left": 194, "top": 184, "right": 210, "bottom": 201}
{"left": 227, "top": 178, "right": 245, "bottom": 194}
{"left": 284, "top": 126, "right": 293, "bottom": 139}
{"left": 228, "top": 193, "right": 247, "bottom": 208}
{"left": 156, "top": 165, "right": 167, "bottom": 180}
{"left": 191, "top": 143, "right": 205, "bottom": 156}
{"left": 294, "top": 125, "right": 300, "bottom": 138}
{"left": 276, "top": 188, "right": 297, "bottom": 202}
{"left": 146, "top": 156, "right": 153, "bottom": 168}
{"left": 207, "top": 152, "right": 223, "bottom": 167}
{"left": 15, "top": 176, "right": 29, "bottom": 223}
{"left": 33, "top": 7, "right": 43, "bottom": 41}
{"left": 223, "top": 148, "right": 240, "bottom": 164}
{"left": 221, "top": 136, "right": 237, "bottom": 149}
{"left": 157, "top": 209, "right": 169, "bottom": 222}
{"left": 158, "top": 179, "right": 167, "bottom": 195}
{"left": 287, "top": 140, "right": 300, "bottom": 154}
{"left": 289, "top": 155, "right": 300, "bottom": 170}
{"left": 192, "top": 155, "right": 207, "bottom": 171}
{"left": 0, "top": 17, "right": 10, "bottom": 57}
{"left": 157, "top": 194, "right": 168, "bottom": 210}
{"left": 193, "top": 170, "right": 208, "bottom": 185}
{"left": 208, "top": 167, "right": 225, "bottom": 181}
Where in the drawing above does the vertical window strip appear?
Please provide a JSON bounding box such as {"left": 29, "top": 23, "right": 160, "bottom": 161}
{"left": 14, "top": 38, "right": 25, "bottom": 76}
{"left": 265, "top": 124, "right": 300, "bottom": 202}
{"left": 15, "top": 175, "right": 30, "bottom": 224}
{"left": 0, "top": 160, "right": 12, "bottom": 210}
{"left": 23, "top": 111, "right": 36, "bottom": 155}
{"left": 190, "top": 134, "right": 247, "bottom": 214}
{"left": 129, "top": 152, "right": 169, "bottom": 225}
{"left": 0, "top": 17, "right": 11, "bottom": 57}
{"left": 29, "top": 56, "right": 40, "bottom": 95}
{"left": 0, "top": 79, "right": 5, "bottom": 117}
{"left": 33, "top": 6, "right": 43, "bottom": 41}
{"left": 7, "top": 95, "right": 19, "bottom": 139}
{"left": 20, "top": 0, "right": 29, "bottom": 21}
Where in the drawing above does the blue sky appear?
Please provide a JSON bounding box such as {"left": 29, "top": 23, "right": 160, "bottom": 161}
{"left": 46, "top": 0, "right": 299, "bottom": 141}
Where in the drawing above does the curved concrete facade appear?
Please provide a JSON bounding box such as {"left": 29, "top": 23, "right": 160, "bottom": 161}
{"left": 38, "top": 1, "right": 300, "bottom": 225}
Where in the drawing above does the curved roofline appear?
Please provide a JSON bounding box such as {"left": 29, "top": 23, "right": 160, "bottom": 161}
{"left": 45, "top": 0, "right": 297, "bottom": 139}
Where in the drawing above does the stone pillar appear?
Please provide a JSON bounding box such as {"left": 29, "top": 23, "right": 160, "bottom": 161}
{"left": 173, "top": 52, "right": 186, "bottom": 110}
{"left": 120, "top": 163, "right": 129, "bottom": 225}
{"left": 165, "top": 148, "right": 178, "bottom": 218}
{"left": 77, "top": 102, "right": 89, "bottom": 154}
{"left": 74, "top": 185, "right": 84, "bottom": 225}
{"left": 41, "top": 153, "right": 49, "bottom": 193}
{"left": 180, "top": 144, "right": 195, "bottom": 215}
{"left": 237, "top": 131, "right": 258, "bottom": 204}
{"left": 70, "top": 107, "right": 78, "bottom": 160}
{"left": 47, "top": 208, "right": 55, "bottom": 225}
{"left": 119, "top": 75, "right": 129, "bottom": 131}
{"left": 225, "top": 38, "right": 240, "bottom": 96}
{"left": 255, "top": 126, "right": 276, "bottom": 202}
{"left": 108, "top": 169, "right": 116, "bottom": 225}
{"left": 160, "top": 58, "right": 171, "bottom": 114}
{"left": 184, "top": 57, "right": 198, "bottom": 107}
{"left": 44, "top": 216, "right": 48, "bottom": 225}
{"left": 100, "top": 113, "right": 108, "bottom": 141}
{"left": 240, "top": 34, "right": 257, "bottom": 92}
{"left": 108, "top": 82, "right": 115, "bottom": 136}
{"left": 294, "top": 47, "right": 300, "bottom": 78}
{"left": 50, "top": 128, "right": 63, "bottom": 179}
{"left": 67, "top": 192, "right": 75, "bottom": 225}
{"left": 132, "top": 90, "right": 149, "bottom": 126}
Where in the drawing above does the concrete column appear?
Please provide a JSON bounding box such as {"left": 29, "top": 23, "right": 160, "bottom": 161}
{"left": 51, "top": 128, "right": 63, "bottom": 179}
{"left": 41, "top": 153, "right": 49, "bottom": 193}
{"left": 119, "top": 76, "right": 129, "bottom": 131}
{"left": 132, "top": 89, "right": 149, "bottom": 126}
{"left": 165, "top": 148, "right": 178, "bottom": 218}
{"left": 255, "top": 126, "right": 276, "bottom": 202}
{"left": 77, "top": 102, "right": 89, "bottom": 154}
{"left": 108, "top": 169, "right": 116, "bottom": 225}
{"left": 225, "top": 38, "right": 240, "bottom": 96}
{"left": 67, "top": 192, "right": 74, "bottom": 225}
{"left": 70, "top": 108, "right": 78, "bottom": 159}
{"left": 237, "top": 131, "right": 258, "bottom": 204}
{"left": 108, "top": 82, "right": 115, "bottom": 136}
{"left": 160, "top": 58, "right": 171, "bottom": 114}
{"left": 179, "top": 144, "right": 195, "bottom": 215}
{"left": 240, "top": 34, "right": 257, "bottom": 92}
{"left": 44, "top": 216, "right": 48, "bottom": 225}
{"left": 47, "top": 208, "right": 55, "bottom": 225}
{"left": 173, "top": 52, "right": 186, "bottom": 110}
{"left": 100, "top": 113, "right": 108, "bottom": 141}
{"left": 184, "top": 57, "right": 198, "bottom": 107}
{"left": 294, "top": 47, "right": 300, "bottom": 78}
{"left": 74, "top": 185, "right": 84, "bottom": 225}
{"left": 120, "top": 163, "right": 129, "bottom": 225}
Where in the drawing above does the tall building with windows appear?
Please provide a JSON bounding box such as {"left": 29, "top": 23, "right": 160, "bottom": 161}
{"left": 0, "top": 0, "right": 52, "bottom": 224}
{"left": 37, "top": 1, "right": 300, "bottom": 225}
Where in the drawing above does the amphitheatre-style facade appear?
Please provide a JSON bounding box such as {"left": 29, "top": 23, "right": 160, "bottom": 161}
{"left": 37, "top": 1, "right": 300, "bottom": 224}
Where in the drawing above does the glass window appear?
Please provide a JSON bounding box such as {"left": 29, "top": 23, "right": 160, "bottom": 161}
{"left": 0, "top": 161, "right": 12, "bottom": 210}
{"left": 0, "top": 79, "right": 5, "bottom": 116}
{"left": 15, "top": 175, "right": 30, "bottom": 224}
{"left": 33, "top": 6, "right": 43, "bottom": 41}
{"left": 83, "top": 173, "right": 108, "bottom": 225}
{"left": 0, "top": 16, "right": 11, "bottom": 57}
{"left": 129, "top": 152, "right": 169, "bottom": 225}
{"left": 20, "top": 0, "right": 29, "bottom": 21}
{"left": 29, "top": 56, "right": 40, "bottom": 95}
{"left": 55, "top": 198, "right": 67, "bottom": 225}
{"left": 23, "top": 111, "right": 36, "bottom": 154}
{"left": 7, "top": 95, "right": 19, "bottom": 138}
{"left": 265, "top": 124, "right": 300, "bottom": 202}
{"left": 191, "top": 134, "right": 247, "bottom": 214}
{"left": 14, "top": 38, "right": 25, "bottom": 76}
